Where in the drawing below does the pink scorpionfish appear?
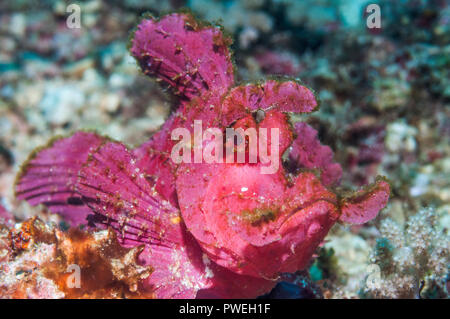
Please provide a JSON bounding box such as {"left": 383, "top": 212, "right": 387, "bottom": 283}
{"left": 15, "top": 13, "right": 390, "bottom": 298}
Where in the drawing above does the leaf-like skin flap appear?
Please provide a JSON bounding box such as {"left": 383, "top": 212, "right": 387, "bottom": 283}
{"left": 15, "top": 132, "right": 105, "bottom": 226}
{"left": 130, "top": 13, "right": 234, "bottom": 100}
{"left": 221, "top": 80, "right": 318, "bottom": 127}
{"left": 339, "top": 178, "right": 390, "bottom": 224}
{"left": 289, "top": 122, "right": 343, "bottom": 187}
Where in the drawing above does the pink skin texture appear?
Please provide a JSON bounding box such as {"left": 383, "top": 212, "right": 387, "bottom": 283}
{"left": 15, "top": 13, "right": 390, "bottom": 298}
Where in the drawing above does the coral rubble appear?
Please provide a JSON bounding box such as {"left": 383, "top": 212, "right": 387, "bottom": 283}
{"left": 0, "top": 216, "right": 152, "bottom": 298}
